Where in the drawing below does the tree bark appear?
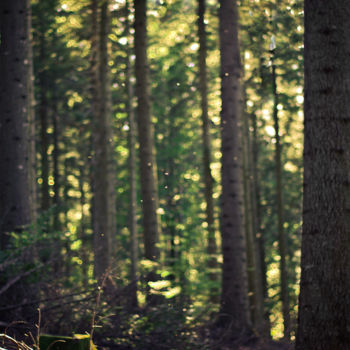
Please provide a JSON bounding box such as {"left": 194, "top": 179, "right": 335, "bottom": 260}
{"left": 198, "top": 0, "right": 219, "bottom": 304}
{"left": 242, "top": 103, "right": 264, "bottom": 333}
{"left": 79, "top": 164, "right": 89, "bottom": 289}
{"left": 270, "top": 51, "right": 290, "bottom": 339}
{"left": 296, "top": 1, "right": 350, "bottom": 349}
{"left": 27, "top": 2, "right": 37, "bottom": 225}
{"left": 91, "top": 0, "right": 117, "bottom": 281}
{"left": 126, "top": 0, "right": 138, "bottom": 308}
{"left": 37, "top": 22, "right": 50, "bottom": 213}
{"left": 0, "top": 0, "right": 33, "bottom": 247}
{"left": 52, "top": 102, "right": 60, "bottom": 232}
{"left": 134, "top": 0, "right": 161, "bottom": 263}
{"left": 251, "top": 111, "right": 270, "bottom": 335}
{"left": 218, "top": 0, "right": 250, "bottom": 333}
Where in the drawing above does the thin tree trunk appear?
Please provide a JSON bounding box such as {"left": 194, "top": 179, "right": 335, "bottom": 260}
{"left": 52, "top": 104, "right": 60, "bottom": 232}
{"left": 0, "top": 0, "right": 32, "bottom": 247}
{"left": 197, "top": 0, "right": 219, "bottom": 304}
{"left": 63, "top": 158, "right": 72, "bottom": 277}
{"left": 27, "top": 1, "right": 37, "bottom": 225}
{"left": 271, "top": 51, "right": 290, "bottom": 339}
{"left": 79, "top": 165, "right": 89, "bottom": 289}
{"left": 134, "top": 0, "right": 161, "bottom": 264}
{"left": 91, "top": 0, "right": 117, "bottom": 281}
{"left": 251, "top": 111, "right": 270, "bottom": 335}
{"left": 242, "top": 104, "right": 264, "bottom": 333}
{"left": 51, "top": 98, "right": 62, "bottom": 273}
{"left": 296, "top": 1, "right": 350, "bottom": 348}
{"left": 39, "top": 53, "right": 50, "bottom": 212}
{"left": 218, "top": 0, "right": 250, "bottom": 334}
{"left": 126, "top": 0, "right": 138, "bottom": 309}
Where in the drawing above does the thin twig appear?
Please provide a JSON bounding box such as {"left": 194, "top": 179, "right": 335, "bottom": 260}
{"left": 0, "top": 265, "right": 43, "bottom": 296}
{"left": 0, "top": 288, "right": 97, "bottom": 312}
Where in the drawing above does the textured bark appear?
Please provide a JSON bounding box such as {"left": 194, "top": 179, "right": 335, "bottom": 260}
{"left": 38, "top": 30, "right": 50, "bottom": 212}
{"left": 296, "top": 1, "right": 350, "bottom": 349}
{"left": 0, "top": 0, "right": 33, "bottom": 247}
{"left": 39, "top": 98, "right": 50, "bottom": 212}
{"left": 52, "top": 104, "right": 60, "bottom": 232}
{"left": 134, "top": 0, "right": 161, "bottom": 263}
{"left": 63, "top": 158, "right": 72, "bottom": 277}
{"left": 198, "top": 0, "right": 219, "bottom": 303}
{"left": 27, "top": 2, "right": 37, "bottom": 224}
{"left": 251, "top": 112, "right": 270, "bottom": 335}
{"left": 91, "top": 0, "right": 117, "bottom": 281}
{"left": 79, "top": 165, "right": 89, "bottom": 289}
{"left": 51, "top": 99, "right": 62, "bottom": 273}
{"left": 126, "top": 0, "right": 138, "bottom": 308}
{"left": 218, "top": 0, "right": 250, "bottom": 333}
{"left": 271, "top": 53, "right": 290, "bottom": 339}
{"left": 242, "top": 105, "right": 264, "bottom": 333}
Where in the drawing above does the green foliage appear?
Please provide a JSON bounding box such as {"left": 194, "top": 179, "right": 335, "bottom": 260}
{"left": 39, "top": 334, "right": 92, "bottom": 350}
{"left": 1, "top": 0, "right": 305, "bottom": 345}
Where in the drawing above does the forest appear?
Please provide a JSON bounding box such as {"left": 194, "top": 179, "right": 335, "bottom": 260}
{"left": 0, "top": 0, "right": 349, "bottom": 349}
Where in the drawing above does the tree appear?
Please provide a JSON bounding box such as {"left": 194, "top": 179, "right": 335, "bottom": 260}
{"left": 197, "top": 0, "right": 219, "bottom": 303}
{"left": 38, "top": 25, "right": 50, "bottom": 212}
{"left": 134, "top": 0, "right": 161, "bottom": 266}
{"left": 242, "top": 97, "right": 265, "bottom": 333}
{"left": 0, "top": 0, "right": 33, "bottom": 247}
{"left": 91, "top": 0, "right": 117, "bottom": 281}
{"left": 296, "top": 1, "right": 350, "bottom": 348}
{"left": 270, "top": 43, "right": 290, "bottom": 339}
{"left": 125, "top": 0, "right": 138, "bottom": 308}
{"left": 218, "top": 0, "right": 250, "bottom": 333}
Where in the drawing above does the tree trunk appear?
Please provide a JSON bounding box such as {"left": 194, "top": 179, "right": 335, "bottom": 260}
{"left": 251, "top": 111, "right": 270, "bottom": 335}
{"left": 39, "top": 83, "right": 50, "bottom": 211}
{"left": 270, "top": 52, "right": 290, "bottom": 339}
{"left": 52, "top": 103, "right": 60, "bottom": 232}
{"left": 91, "top": 0, "right": 117, "bottom": 281}
{"left": 134, "top": 0, "right": 161, "bottom": 264}
{"left": 296, "top": 1, "right": 350, "bottom": 348}
{"left": 51, "top": 99, "right": 62, "bottom": 273}
{"left": 126, "top": 0, "right": 138, "bottom": 309}
{"left": 0, "top": 0, "right": 33, "bottom": 247}
{"left": 242, "top": 103, "right": 264, "bottom": 333}
{"left": 79, "top": 164, "right": 89, "bottom": 289}
{"left": 197, "top": 0, "right": 219, "bottom": 304}
{"left": 218, "top": 0, "right": 250, "bottom": 334}
{"left": 27, "top": 1, "right": 37, "bottom": 225}
{"left": 38, "top": 27, "right": 50, "bottom": 213}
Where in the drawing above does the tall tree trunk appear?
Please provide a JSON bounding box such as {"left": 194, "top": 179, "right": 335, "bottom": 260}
{"left": 270, "top": 50, "right": 290, "bottom": 339}
{"left": 126, "top": 0, "right": 138, "bottom": 308}
{"left": 251, "top": 111, "right": 270, "bottom": 335}
{"left": 218, "top": 0, "right": 250, "bottom": 334}
{"left": 52, "top": 104, "right": 60, "bottom": 232}
{"left": 27, "top": 2, "right": 37, "bottom": 225}
{"left": 63, "top": 157, "right": 72, "bottom": 277}
{"left": 242, "top": 104, "right": 264, "bottom": 333}
{"left": 79, "top": 164, "right": 89, "bottom": 289}
{"left": 51, "top": 100, "right": 62, "bottom": 273}
{"left": 197, "top": 0, "right": 219, "bottom": 304}
{"left": 0, "top": 0, "right": 33, "bottom": 247}
{"left": 296, "top": 1, "right": 350, "bottom": 348}
{"left": 38, "top": 30, "right": 50, "bottom": 212}
{"left": 134, "top": 0, "right": 161, "bottom": 264}
{"left": 39, "top": 92, "right": 50, "bottom": 211}
{"left": 91, "top": 0, "right": 117, "bottom": 281}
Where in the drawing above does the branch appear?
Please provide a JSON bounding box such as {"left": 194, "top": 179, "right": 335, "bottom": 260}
{"left": 0, "top": 264, "right": 43, "bottom": 296}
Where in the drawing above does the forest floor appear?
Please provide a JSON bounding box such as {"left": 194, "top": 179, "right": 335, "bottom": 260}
{"left": 234, "top": 338, "right": 293, "bottom": 350}
{"left": 201, "top": 330, "right": 293, "bottom": 350}
{"left": 205, "top": 339, "right": 293, "bottom": 350}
